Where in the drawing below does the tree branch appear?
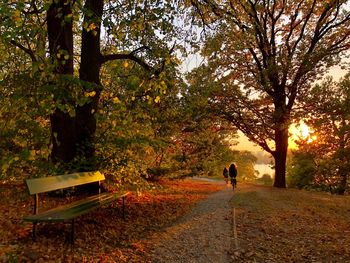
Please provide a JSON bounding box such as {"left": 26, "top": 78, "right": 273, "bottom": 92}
{"left": 101, "top": 44, "right": 175, "bottom": 76}
{"left": 10, "top": 40, "right": 37, "bottom": 62}
{"left": 101, "top": 52, "right": 152, "bottom": 71}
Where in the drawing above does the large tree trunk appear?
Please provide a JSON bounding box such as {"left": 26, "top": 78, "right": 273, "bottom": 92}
{"left": 273, "top": 125, "right": 288, "bottom": 188}
{"left": 47, "top": 0, "right": 104, "bottom": 168}
{"left": 76, "top": 0, "right": 104, "bottom": 169}
{"left": 272, "top": 97, "right": 289, "bottom": 188}
{"left": 47, "top": 1, "right": 76, "bottom": 163}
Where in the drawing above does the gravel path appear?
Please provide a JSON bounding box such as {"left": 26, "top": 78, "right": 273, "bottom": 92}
{"left": 149, "top": 181, "right": 234, "bottom": 263}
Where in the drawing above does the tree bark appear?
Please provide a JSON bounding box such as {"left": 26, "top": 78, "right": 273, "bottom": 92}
{"left": 76, "top": 0, "right": 104, "bottom": 168}
{"left": 46, "top": 0, "right": 104, "bottom": 168}
{"left": 47, "top": 0, "right": 76, "bottom": 163}
{"left": 273, "top": 125, "right": 288, "bottom": 188}
{"left": 272, "top": 95, "right": 289, "bottom": 188}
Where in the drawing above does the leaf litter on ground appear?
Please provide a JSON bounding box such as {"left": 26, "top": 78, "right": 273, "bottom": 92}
{"left": 231, "top": 183, "right": 350, "bottom": 263}
{"left": 0, "top": 178, "right": 221, "bottom": 262}
{"left": 3, "top": 179, "right": 350, "bottom": 262}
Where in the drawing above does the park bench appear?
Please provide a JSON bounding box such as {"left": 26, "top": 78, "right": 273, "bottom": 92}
{"left": 23, "top": 171, "right": 131, "bottom": 244}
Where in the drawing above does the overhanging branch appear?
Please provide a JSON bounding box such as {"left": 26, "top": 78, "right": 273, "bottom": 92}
{"left": 10, "top": 40, "right": 37, "bottom": 62}
{"left": 101, "top": 52, "right": 152, "bottom": 71}
{"left": 101, "top": 44, "right": 175, "bottom": 77}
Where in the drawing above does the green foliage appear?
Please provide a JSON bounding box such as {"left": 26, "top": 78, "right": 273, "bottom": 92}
{"left": 287, "top": 152, "right": 317, "bottom": 190}
{"left": 0, "top": 0, "right": 185, "bottom": 189}
{"left": 0, "top": 64, "right": 51, "bottom": 180}
{"left": 289, "top": 73, "right": 350, "bottom": 194}
{"left": 186, "top": 67, "right": 257, "bottom": 179}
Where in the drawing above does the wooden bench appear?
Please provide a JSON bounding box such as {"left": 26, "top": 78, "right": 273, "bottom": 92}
{"left": 23, "top": 171, "right": 131, "bottom": 244}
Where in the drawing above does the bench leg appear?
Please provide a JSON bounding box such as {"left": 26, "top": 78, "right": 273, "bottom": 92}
{"left": 122, "top": 196, "right": 126, "bottom": 220}
{"left": 71, "top": 219, "right": 75, "bottom": 245}
{"left": 32, "top": 222, "right": 37, "bottom": 240}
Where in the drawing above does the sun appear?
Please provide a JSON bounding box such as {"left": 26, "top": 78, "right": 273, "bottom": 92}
{"left": 289, "top": 122, "right": 317, "bottom": 149}
{"left": 300, "top": 124, "right": 309, "bottom": 138}
{"left": 299, "top": 124, "right": 317, "bottom": 142}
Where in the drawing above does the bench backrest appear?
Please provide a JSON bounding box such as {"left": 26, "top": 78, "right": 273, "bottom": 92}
{"left": 26, "top": 171, "right": 105, "bottom": 195}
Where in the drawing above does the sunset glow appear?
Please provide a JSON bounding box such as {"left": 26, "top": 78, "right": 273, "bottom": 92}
{"left": 289, "top": 122, "right": 317, "bottom": 149}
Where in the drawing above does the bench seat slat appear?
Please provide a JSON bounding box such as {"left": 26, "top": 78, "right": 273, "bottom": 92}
{"left": 24, "top": 191, "right": 130, "bottom": 222}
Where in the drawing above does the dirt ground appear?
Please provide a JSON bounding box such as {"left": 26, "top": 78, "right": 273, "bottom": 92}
{"left": 146, "top": 181, "right": 233, "bottom": 263}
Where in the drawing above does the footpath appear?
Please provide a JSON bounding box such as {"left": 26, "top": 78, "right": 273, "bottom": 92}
{"left": 147, "top": 181, "right": 234, "bottom": 263}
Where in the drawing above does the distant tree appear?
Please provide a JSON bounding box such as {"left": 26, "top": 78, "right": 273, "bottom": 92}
{"left": 255, "top": 151, "right": 273, "bottom": 164}
{"left": 256, "top": 174, "right": 273, "bottom": 185}
{"left": 170, "top": 107, "right": 238, "bottom": 178}
{"left": 189, "top": 0, "right": 350, "bottom": 188}
{"left": 235, "top": 151, "right": 257, "bottom": 182}
{"left": 292, "top": 74, "right": 350, "bottom": 194}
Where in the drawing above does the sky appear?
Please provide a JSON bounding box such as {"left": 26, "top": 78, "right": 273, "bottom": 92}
{"left": 328, "top": 62, "right": 349, "bottom": 81}
{"left": 234, "top": 131, "right": 260, "bottom": 152}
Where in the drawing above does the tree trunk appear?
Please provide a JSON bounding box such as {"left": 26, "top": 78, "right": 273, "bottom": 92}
{"left": 47, "top": 1, "right": 76, "bottom": 163}
{"left": 46, "top": 0, "right": 104, "bottom": 169}
{"left": 50, "top": 111, "right": 76, "bottom": 163}
{"left": 336, "top": 137, "right": 347, "bottom": 195}
{"left": 336, "top": 174, "right": 347, "bottom": 195}
{"left": 76, "top": 0, "right": 104, "bottom": 169}
{"left": 273, "top": 126, "right": 288, "bottom": 188}
{"left": 272, "top": 98, "right": 289, "bottom": 188}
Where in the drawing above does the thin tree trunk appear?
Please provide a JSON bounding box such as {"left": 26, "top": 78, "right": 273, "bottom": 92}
{"left": 337, "top": 174, "right": 347, "bottom": 195}
{"left": 336, "top": 135, "right": 347, "bottom": 195}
